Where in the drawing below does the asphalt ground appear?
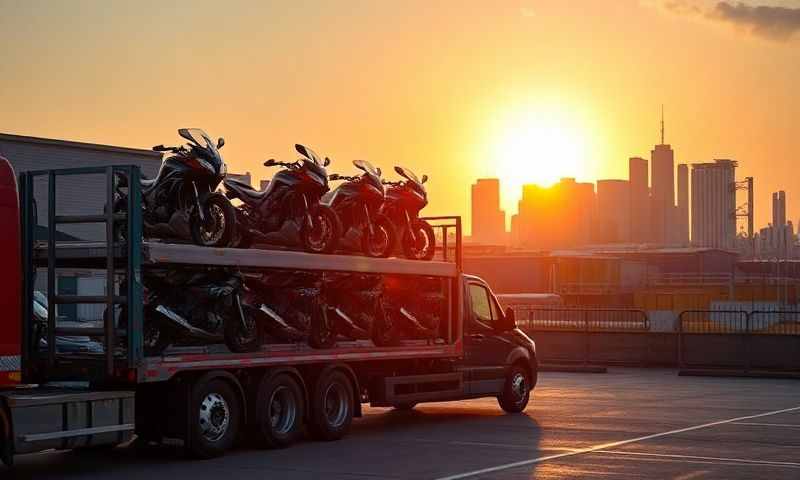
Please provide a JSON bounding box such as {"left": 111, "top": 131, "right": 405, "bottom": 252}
{"left": 7, "top": 368, "right": 800, "bottom": 479}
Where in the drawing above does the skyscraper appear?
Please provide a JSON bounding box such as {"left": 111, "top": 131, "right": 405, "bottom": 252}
{"left": 470, "top": 178, "right": 506, "bottom": 245}
{"left": 691, "top": 160, "right": 737, "bottom": 249}
{"left": 650, "top": 110, "right": 674, "bottom": 245}
{"left": 676, "top": 163, "right": 689, "bottom": 244}
{"left": 596, "top": 179, "right": 630, "bottom": 243}
{"left": 628, "top": 156, "right": 649, "bottom": 243}
{"left": 772, "top": 190, "right": 786, "bottom": 231}
{"left": 512, "top": 178, "right": 595, "bottom": 249}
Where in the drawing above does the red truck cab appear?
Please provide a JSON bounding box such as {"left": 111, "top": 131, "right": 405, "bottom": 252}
{"left": 0, "top": 155, "right": 20, "bottom": 385}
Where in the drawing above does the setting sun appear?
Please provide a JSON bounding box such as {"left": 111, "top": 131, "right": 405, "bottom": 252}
{"left": 484, "top": 101, "right": 597, "bottom": 216}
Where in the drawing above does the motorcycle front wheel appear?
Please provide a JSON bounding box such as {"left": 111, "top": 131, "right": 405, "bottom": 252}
{"left": 191, "top": 193, "right": 236, "bottom": 247}
{"left": 361, "top": 214, "right": 396, "bottom": 258}
{"left": 301, "top": 205, "right": 341, "bottom": 254}
{"left": 308, "top": 306, "right": 336, "bottom": 349}
{"left": 402, "top": 219, "right": 436, "bottom": 261}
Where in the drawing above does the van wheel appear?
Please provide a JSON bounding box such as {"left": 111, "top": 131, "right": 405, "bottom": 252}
{"left": 254, "top": 373, "right": 305, "bottom": 449}
{"left": 308, "top": 370, "right": 353, "bottom": 441}
{"left": 498, "top": 364, "right": 530, "bottom": 413}
{"left": 186, "top": 378, "right": 241, "bottom": 459}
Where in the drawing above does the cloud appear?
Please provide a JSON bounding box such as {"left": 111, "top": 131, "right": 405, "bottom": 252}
{"left": 660, "top": 1, "right": 800, "bottom": 42}
{"left": 708, "top": 2, "right": 800, "bottom": 41}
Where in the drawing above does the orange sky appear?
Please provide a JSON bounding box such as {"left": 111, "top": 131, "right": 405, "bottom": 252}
{"left": 2, "top": 0, "right": 799, "bottom": 234}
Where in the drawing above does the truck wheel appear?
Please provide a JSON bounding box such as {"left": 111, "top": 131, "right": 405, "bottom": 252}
{"left": 308, "top": 370, "right": 353, "bottom": 441}
{"left": 498, "top": 364, "right": 531, "bottom": 413}
{"left": 187, "top": 378, "right": 241, "bottom": 459}
{"left": 254, "top": 373, "right": 305, "bottom": 449}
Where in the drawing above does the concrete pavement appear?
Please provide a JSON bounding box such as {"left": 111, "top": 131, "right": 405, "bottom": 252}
{"left": 8, "top": 368, "right": 800, "bottom": 479}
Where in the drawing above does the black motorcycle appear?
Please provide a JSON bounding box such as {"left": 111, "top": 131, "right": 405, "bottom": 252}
{"left": 382, "top": 166, "right": 435, "bottom": 260}
{"left": 224, "top": 144, "right": 340, "bottom": 253}
{"left": 139, "top": 267, "right": 259, "bottom": 355}
{"left": 383, "top": 275, "right": 445, "bottom": 340}
{"left": 325, "top": 160, "right": 396, "bottom": 257}
{"left": 113, "top": 128, "right": 236, "bottom": 247}
{"left": 240, "top": 270, "right": 322, "bottom": 346}
{"left": 320, "top": 272, "right": 395, "bottom": 346}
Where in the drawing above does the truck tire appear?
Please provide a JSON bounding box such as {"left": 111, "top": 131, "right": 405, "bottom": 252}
{"left": 497, "top": 364, "right": 531, "bottom": 413}
{"left": 308, "top": 370, "right": 353, "bottom": 441}
{"left": 186, "top": 378, "right": 242, "bottom": 459}
{"left": 254, "top": 373, "right": 305, "bottom": 449}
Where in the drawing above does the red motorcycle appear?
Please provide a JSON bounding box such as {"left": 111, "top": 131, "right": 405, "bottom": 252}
{"left": 381, "top": 166, "right": 435, "bottom": 260}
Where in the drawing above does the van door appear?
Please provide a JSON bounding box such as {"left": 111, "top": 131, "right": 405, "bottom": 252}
{"left": 463, "top": 281, "right": 514, "bottom": 395}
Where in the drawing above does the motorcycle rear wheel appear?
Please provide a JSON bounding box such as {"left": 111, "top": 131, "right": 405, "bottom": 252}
{"left": 402, "top": 219, "right": 436, "bottom": 261}
{"left": 302, "top": 205, "right": 341, "bottom": 254}
{"left": 191, "top": 193, "right": 236, "bottom": 247}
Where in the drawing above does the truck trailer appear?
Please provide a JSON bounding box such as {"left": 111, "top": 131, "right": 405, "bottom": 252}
{"left": 0, "top": 162, "right": 537, "bottom": 467}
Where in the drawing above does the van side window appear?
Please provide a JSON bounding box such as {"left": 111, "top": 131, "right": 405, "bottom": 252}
{"left": 469, "top": 283, "right": 493, "bottom": 327}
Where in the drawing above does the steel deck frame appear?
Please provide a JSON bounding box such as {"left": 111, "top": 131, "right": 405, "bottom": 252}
{"left": 20, "top": 166, "right": 464, "bottom": 385}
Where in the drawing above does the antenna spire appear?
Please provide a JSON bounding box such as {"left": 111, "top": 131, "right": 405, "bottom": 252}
{"left": 660, "top": 104, "right": 665, "bottom": 145}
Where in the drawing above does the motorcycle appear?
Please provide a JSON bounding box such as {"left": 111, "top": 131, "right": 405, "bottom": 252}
{"left": 240, "top": 270, "right": 322, "bottom": 345}
{"left": 325, "top": 160, "right": 396, "bottom": 258}
{"left": 113, "top": 128, "right": 236, "bottom": 247}
{"left": 320, "top": 272, "right": 396, "bottom": 346}
{"left": 224, "top": 144, "right": 340, "bottom": 253}
{"left": 139, "top": 267, "right": 259, "bottom": 355}
{"left": 383, "top": 275, "right": 445, "bottom": 340}
{"left": 381, "top": 166, "right": 436, "bottom": 260}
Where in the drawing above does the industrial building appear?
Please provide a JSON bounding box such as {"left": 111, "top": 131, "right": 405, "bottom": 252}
{"left": 691, "top": 159, "right": 737, "bottom": 249}
{"left": 0, "top": 132, "right": 162, "bottom": 323}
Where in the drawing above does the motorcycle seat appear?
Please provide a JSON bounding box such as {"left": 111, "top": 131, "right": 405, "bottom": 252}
{"left": 224, "top": 177, "right": 269, "bottom": 200}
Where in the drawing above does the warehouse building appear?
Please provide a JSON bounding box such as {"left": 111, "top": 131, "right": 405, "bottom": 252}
{"left": 0, "top": 132, "right": 162, "bottom": 322}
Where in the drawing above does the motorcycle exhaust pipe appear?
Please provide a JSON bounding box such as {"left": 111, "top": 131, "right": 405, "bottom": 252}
{"left": 155, "top": 305, "right": 219, "bottom": 341}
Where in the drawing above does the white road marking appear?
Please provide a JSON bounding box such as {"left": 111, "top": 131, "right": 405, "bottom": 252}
{"left": 731, "top": 421, "right": 800, "bottom": 429}
{"left": 434, "top": 405, "right": 800, "bottom": 480}
{"left": 594, "top": 450, "right": 800, "bottom": 468}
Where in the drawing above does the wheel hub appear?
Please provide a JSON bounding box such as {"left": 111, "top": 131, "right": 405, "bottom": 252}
{"left": 323, "top": 383, "right": 348, "bottom": 428}
{"left": 511, "top": 373, "right": 526, "bottom": 401}
{"left": 199, "top": 393, "right": 230, "bottom": 442}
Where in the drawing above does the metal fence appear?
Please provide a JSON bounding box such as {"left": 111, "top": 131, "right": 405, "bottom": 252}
{"left": 678, "top": 310, "right": 800, "bottom": 372}
{"left": 513, "top": 307, "right": 649, "bottom": 332}
{"left": 514, "top": 307, "right": 800, "bottom": 371}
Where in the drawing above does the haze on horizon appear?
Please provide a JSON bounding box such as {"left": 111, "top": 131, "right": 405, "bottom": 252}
{"left": 1, "top": 0, "right": 798, "bottom": 234}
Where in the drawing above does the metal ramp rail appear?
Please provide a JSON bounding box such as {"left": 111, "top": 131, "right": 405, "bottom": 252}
{"left": 19, "top": 166, "right": 143, "bottom": 383}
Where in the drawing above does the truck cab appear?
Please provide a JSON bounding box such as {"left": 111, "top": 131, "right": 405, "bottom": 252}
{"left": 462, "top": 274, "right": 537, "bottom": 410}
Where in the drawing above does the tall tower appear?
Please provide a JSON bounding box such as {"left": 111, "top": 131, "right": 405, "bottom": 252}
{"left": 650, "top": 107, "right": 675, "bottom": 244}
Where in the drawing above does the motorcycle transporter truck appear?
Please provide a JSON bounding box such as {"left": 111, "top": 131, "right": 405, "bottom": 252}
{"left": 0, "top": 161, "right": 537, "bottom": 466}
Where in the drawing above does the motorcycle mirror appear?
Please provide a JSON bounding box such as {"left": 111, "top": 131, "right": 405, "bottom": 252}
{"left": 421, "top": 174, "right": 428, "bottom": 184}
{"left": 264, "top": 159, "right": 277, "bottom": 167}
{"left": 324, "top": 157, "right": 331, "bottom": 167}
{"left": 329, "top": 173, "right": 340, "bottom": 180}
{"left": 152, "top": 144, "right": 166, "bottom": 152}
{"left": 217, "top": 137, "right": 225, "bottom": 149}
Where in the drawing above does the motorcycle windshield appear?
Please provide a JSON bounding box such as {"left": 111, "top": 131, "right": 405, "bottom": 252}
{"left": 396, "top": 166, "right": 426, "bottom": 196}
{"left": 179, "top": 128, "right": 224, "bottom": 168}
{"left": 353, "top": 160, "right": 380, "bottom": 177}
{"left": 296, "top": 144, "right": 323, "bottom": 166}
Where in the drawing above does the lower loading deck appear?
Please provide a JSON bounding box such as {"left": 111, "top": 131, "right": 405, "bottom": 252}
{"left": 140, "top": 339, "right": 462, "bottom": 382}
